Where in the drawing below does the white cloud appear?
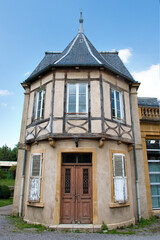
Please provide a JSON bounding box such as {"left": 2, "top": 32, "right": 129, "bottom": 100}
{"left": 1, "top": 102, "right": 7, "bottom": 107}
{"left": 0, "top": 90, "right": 12, "bottom": 96}
{"left": 118, "top": 48, "right": 132, "bottom": 63}
{"left": 132, "top": 64, "right": 160, "bottom": 98}
{"left": 24, "top": 72, "right": 30, "bottom": 76}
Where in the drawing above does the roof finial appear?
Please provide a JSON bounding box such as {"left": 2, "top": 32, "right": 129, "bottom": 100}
{"left": 79, "top": 9, "right": 84, "bottom": 33}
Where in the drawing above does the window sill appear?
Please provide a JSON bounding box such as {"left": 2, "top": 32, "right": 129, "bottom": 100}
{"left": 109, "top": 202, "right": 130, "bottom": 208}
{"left": 27, "top": 201, "right": 44, "bottom": 208}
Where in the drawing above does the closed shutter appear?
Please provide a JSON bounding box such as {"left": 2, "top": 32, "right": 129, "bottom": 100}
{"left": 113, "top": 153, "right": 127, "bottom": 203}
{"left": 29, "top": 154, "right": 42, "bottom": 202}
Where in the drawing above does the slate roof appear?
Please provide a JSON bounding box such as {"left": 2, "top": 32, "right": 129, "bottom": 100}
{"left": 25, "top": 16, "right": 135, "bottom": 83}
{"left": 138, "top": 97, "right": 160, "bottom": 108}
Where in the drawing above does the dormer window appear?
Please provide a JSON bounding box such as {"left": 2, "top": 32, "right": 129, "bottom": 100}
{"left": 35, "top": 89, "right": 45, "bottom": 120}
{"left": 111, "top": 88, "right": 124, "bottom": 122}
{"left": 67, "top": 83, "right": 88, "bottom": 115}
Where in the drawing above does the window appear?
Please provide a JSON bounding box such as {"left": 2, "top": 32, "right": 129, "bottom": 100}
{"left": 146, "top": 139, "right": 160, "bottom": 209}
{"left": 35, "top": 89, "right": 45, "bottom": 120}
{"left": 113, "top": 153, "right": 127, "bottom": 203}
{"left": 67, "top": 83, "right": 88, "bottom": 114}
{"left": 29, "top": 153, "right": 43, "bottom": 202}
{"left": 111, "top": 89, "right": 124, "bottom": 121}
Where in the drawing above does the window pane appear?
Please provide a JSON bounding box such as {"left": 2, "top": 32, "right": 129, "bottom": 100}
{"left": 116, "top": 91, "right": 120, "bottom": 101}
{"left": 149, "top": 174, "right": 160, "bottom": 183}
{"left": 117, "top": 110, "right": 121, "bottom": 119}
{"left": 78, "top": 153, "right": 92, "bottom": 163}
{"left": 79, "top": 95, "right": 86, "bottom": 104}
{"left": 111, "top": 89, "right": 114, "bottom": 99}
{"left": 29, "top": 178, "right": 41, "bottom": 201}
{"left": 151, "top": 185, "right": 160, "bottom": 195}
{"left": 69, "top": 84, "right": 76, "bottom": 94}
{"left": 32, "top": 155, "right": 41, "bottom": 176}
{"left": 112, "top": 108, "right": 116, "bottom": 117}
{"left": 149, "top": 163, "right": 160, "bottom": 172}
{"left": 79, "top": 104, "right": 86, "bottom": 113}
{"left": 69, "top": 104, "right": 76, "bottom": 113}
{"left": 62, "top": 154, "right": 76, "bottom": 163}
{"left": 152, "top": 197, "right": 160, "bottom": 209}
{"left": 114, "top": 155, "right": 123, "bottom": 177}
{"left": 79, "top": 84, "right": 86, "bottom": 94}
{"left": 69, "top": 95, "right": 76, "bottom": 104}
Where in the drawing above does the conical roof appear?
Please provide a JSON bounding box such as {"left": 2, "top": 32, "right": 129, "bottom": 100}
{"left": 25, "top": 13, "right": 135, "bottom": 83}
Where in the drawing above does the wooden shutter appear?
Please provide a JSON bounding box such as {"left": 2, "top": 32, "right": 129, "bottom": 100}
{"left": 29, "top": 154, "right": 42, "bottom": 202}
{"left": 113, "top": 154, "right": 127, "bottom": 203}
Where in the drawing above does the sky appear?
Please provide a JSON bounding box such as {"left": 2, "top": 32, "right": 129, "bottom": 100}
{"left": 0, "top": 0, "right": 159, "bottom": 148}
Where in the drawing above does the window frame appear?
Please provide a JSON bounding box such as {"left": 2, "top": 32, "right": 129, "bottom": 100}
{"left": 67, "top": 82, "right": 88, "bottom": 115}
{"left": 110, "top": 151, "right": 129, "bottom": 207}
{"left": 28, "top": 153, "right": 43, "bottom": 203}
{"left": 111, "top": 88, "right": 124, "bottom": 122}
{"left": 34, "top": 88, "right": 46, "bottom": 121}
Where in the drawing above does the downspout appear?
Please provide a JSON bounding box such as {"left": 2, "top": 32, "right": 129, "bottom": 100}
{"left": 19, "top": 144, "right": 27, "bottom": 217}
{"left": 129, "top": 84, "right": 141, "bottom": 222}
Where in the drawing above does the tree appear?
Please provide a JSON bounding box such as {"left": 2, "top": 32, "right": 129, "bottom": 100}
{"left": 0, "top": 144, "right": 18, "bottom": 162}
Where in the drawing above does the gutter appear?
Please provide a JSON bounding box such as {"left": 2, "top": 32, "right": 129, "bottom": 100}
{"left": 19, "top": 144, "right": 27, "bottom": 217}
{"left": 129, "top": 84, "right": 141, "bottom": 222}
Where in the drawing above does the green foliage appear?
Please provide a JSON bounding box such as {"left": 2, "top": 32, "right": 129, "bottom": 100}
{"left": 0, "top": 197, "right": 13, "bottom": 207}
{"left": 101, "top": 221, "right": 108, "bottom": 231}
{"left": 0, "top": 144, "right": 18, "bottom": 162}
{"left": 136, "top": 217, "right": 156, "bottom": 228}
{"left": 0, "top": 185, "right": 11, "bottom": 199}
{"left": 0, "top": 178, "right": 15, "bottom": 186}
{"left": 0, "top": 168, "right": 6, "bottom": 179}
{"left": 9, "top": 216, "right": 47, "bottom": 232}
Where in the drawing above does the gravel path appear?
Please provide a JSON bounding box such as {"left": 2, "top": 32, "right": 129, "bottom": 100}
{"left": 0, "top": 215, "right": 160, "bottom": 240}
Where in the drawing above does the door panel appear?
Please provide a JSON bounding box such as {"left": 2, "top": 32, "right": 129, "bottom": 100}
{"left": 61, "top": 154, "right": 92, "bottom": 224}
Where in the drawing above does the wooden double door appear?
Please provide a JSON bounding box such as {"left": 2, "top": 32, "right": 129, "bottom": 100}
{"left": 61, "top": 153, "right": 92, "bottom": 224}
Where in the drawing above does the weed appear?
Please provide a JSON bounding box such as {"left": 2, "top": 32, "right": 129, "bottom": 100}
{"left": 101, "top": 221, "right": 108, "bottom": 231}
{"left": 74, "top": 229, "right": 81, "bottom": 233}
{"left": 9, "top": 215, "right": 46, "bottom": 232}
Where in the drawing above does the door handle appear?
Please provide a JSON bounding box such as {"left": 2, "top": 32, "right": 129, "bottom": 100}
{"left": 75, "top": 194, "right": 80, "bottom": 200}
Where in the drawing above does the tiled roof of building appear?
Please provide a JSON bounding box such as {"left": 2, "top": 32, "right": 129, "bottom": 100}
{"left": 138, "top": 97, "right": 160, "bottom": 108}
{"left": 25, "top": 13, "right": 135, "bottom": 83}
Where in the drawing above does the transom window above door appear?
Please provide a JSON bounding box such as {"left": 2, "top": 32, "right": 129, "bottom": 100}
{"left": 67, "top": 83, "right": 88, "bottom": 114}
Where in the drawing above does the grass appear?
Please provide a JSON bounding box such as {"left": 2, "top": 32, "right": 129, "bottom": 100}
{"left": 0, "top": 197, "right": 13, "bottom": 207}
{"left": 9, "top": 215, "right": 47, "bottom": 232}
{"left": 0, "top": 178, "right": 15, "bottom": 186}
{"left": 99, "top": 216, "right": 158, "bottom": 235}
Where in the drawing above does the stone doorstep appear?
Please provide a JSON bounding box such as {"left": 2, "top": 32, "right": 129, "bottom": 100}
{"left": 49, "top": 224, "right": 102, "bottom": 233}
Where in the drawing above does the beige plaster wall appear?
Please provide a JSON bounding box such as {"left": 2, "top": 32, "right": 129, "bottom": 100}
{"left": 124, "top": 92, "right": 131, "bottom": 125}
{"left": 103, "top": 81, "right": 111, "bottom": 119}
{"left": 102, "top": 72, "right": 129, "bottom": 92}
{"left": 53, "top": 80, "right": 64, "bottom": 117}
{"left": 21, "top": 139, "right": 135, "bottom": 226}
{"left": 91, "top": 81, "right": 101, "bottom": 117}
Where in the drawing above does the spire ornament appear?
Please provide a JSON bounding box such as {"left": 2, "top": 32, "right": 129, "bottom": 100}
{"left": 79, "top": 10, "right": 84, "bottom": 33}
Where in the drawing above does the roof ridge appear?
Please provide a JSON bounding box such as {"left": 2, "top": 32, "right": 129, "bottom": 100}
{"left": 100, "top": 51, "right": 118, "bottom": 54}
{"left": 54, "top": 34, "right": 80, "bottom": 64}
{"left": 45, "top": 51, "right": 62, "bottom": 54}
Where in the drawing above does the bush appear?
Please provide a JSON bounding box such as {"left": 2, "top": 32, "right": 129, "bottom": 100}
{"left": 0, "top": 168, "right": 7, "bottom": 179}
{"left": 0, "top": 185, "right": 11, "bottom": 199}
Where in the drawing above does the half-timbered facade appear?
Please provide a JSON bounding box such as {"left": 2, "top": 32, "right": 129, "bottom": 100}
{"left": 13, "top": 13, "right": 149, "bottom": 229}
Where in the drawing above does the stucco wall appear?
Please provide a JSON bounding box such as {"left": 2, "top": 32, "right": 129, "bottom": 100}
{"left": 21, "top": 139, "right": 136, "bottom": 227}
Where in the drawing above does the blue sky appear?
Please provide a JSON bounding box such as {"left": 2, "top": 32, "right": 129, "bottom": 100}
{"left": 0, "top": 0, "right": 159, "bottom": 148}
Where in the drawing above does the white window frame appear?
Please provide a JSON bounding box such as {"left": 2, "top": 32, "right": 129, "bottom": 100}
{"left": 35, "top": 89, "right": 45, "bottom": 120}
{"left": 113, "top": 153, "right": 128, "bottom": 203}
{"left": 28, "top": 153, "right": 43, "bottom": 202}
{"left": 67, "top": 82, "right": 88, "bottom": 115}
{"left": 111, "top": 88, "right": 124, "bottom": 122}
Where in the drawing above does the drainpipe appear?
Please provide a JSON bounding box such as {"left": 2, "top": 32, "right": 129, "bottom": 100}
{"left": 19, "top": 144, "right": 27, "bottom": 217}
{"left": 129, "top": 85, "right": 141, "bottom": 222}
